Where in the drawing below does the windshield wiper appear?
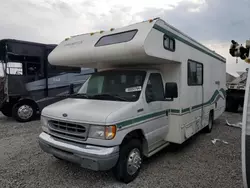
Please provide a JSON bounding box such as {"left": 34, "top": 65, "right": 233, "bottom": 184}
{"left": 90, "top": 93, "right": 128, "bottom": 101}
{"left": 68, "top": 93, "right": 89, "bottom": 99}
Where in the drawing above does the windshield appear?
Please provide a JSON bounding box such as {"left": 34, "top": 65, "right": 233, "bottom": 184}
{"left": 75, "top": 70, "right": 146, "bottom": 102}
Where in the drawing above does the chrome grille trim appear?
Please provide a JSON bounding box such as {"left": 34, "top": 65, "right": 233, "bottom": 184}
{"left": 48, "top": 120, "right": 89, "bottom": 141}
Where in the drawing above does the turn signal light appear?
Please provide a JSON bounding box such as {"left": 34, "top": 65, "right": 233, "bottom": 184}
{"left": 105, "top": 125, "right": 117, "bottom": 140}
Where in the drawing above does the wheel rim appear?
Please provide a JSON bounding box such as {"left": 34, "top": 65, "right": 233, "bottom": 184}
{"left": 127, "top": 148, "right": 141, "bottom": 175}
{"left": 17, "top": 105, "right": 33, "bottom": 120}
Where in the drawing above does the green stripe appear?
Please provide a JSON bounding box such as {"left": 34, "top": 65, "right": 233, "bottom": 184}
{"left": 209, "top": 90, "right": 219, "bottom": 104}
{"left": 220, "top": 88, "right": 226, "bottom": 98}
{"left": 170, "top": 109, "right": 180, "bottom": 113}
{"left": 192, "top": 103, "right": 203, "bottom": 110}
{"left": 153, "top": 24, "right": 226, "bottom": 63}
{"left": 117, "top": 110, "right": 166, "bottom": 128}
{"left": 181, "top": 108, "right": 190, "bottom": 113}
{"left": 117, "top": 89, "right": 225, "bottom": 128}
{"left": 215, "top": 94, "right": 224, "bottom": 103}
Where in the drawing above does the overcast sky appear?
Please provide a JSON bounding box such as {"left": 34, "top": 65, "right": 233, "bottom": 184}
{"left": 1, "top": 0, "right": 250, "bottom": 76}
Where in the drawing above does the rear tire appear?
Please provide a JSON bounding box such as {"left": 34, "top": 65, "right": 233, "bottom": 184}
{"left": 113, "top": 139, "right": 142, "bottom": 183}
{"left": 204, "top": 112, "right": 213, "bottom": 133}
{"left": 12, "top": 102, "right": 35, "bottom": 122}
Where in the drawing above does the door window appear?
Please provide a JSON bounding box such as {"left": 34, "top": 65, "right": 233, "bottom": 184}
{"left": 145, "top": 73, "right": 165, "bottom": 101}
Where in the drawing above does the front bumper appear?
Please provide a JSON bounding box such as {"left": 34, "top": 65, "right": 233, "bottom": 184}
{"left": 38, "top": 132, "right": 119, "bottom": 171}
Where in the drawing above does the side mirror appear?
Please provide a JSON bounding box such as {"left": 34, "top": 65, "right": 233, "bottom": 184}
{"left": 165, "top": 82, "right": 178, "bottom": 100}
{"left": 69, "top": 83, "right": 74, "bottom": 95}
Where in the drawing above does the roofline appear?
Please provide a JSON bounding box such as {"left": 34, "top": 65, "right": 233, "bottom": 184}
{"left": 153, "top": 20, "right": 226, "bottom": 63}
{"left": 0, "top": 38, "right": 57, "bottom": 47}
{"left": 70, "top": 18, "right": 159, "bottom": 39}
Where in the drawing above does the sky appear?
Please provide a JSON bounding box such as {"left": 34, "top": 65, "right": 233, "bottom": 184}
{"left": 1, "top": 0, "right": 250, "bottom": 76}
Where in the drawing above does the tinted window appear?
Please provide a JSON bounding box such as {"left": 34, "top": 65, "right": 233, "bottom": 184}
{"left": 188, "top": 60, "right": 203, "bottom": 85}
{"left": 6, "top": 62, "right": 23, "bottom": 75}
{"left": 146, "top": 73, "right": 164, "bottom": 101}
{"left": 27, "top": 63, "right": 41, "bottom": 75}
{"left": 95, "top": 30, "right": 138, "bottom": 47}
{"left": 163, "top": 34, "right": 175, "bottom": 51}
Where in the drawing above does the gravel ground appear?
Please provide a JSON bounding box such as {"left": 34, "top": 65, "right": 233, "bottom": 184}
{"left": 0, "top": 112, "right": 243, "bottom": 188}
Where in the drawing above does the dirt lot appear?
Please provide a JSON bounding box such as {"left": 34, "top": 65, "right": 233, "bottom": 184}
{"left": 0, "top": 112, "right": 243, "bottom": 188}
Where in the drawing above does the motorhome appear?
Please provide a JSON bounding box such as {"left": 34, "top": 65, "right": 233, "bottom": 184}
{"left": 38, "top": 18, "right": 226, "bottom": 183}
{"left": 0, "top": 39, "right": 94, "bottom": 122}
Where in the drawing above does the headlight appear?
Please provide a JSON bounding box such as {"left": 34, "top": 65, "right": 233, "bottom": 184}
{"left": 41, "top": 116, "right": 49, "bottom": 133}
{"left": 89, "top": 125, "right": 116, "bottom": 140}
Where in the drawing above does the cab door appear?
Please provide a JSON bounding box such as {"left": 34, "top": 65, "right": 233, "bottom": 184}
{"left": 143, "top": 72, "right": 169, "bottom": 152}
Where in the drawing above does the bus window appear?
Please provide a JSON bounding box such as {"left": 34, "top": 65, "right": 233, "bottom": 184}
{"left": 6, "top": 62, "right": 23, "bottom": 75}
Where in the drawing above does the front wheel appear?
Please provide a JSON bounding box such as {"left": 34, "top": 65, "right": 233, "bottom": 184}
{"left": 113, "top": 139, "right": 142, "bottom": 183}
{"left": 12, "top": 102, "right": 35, "bottom": 122}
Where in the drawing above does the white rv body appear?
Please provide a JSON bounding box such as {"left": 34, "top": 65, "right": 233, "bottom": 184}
{"left": 39, "top": 18, "right": 226, "bottom": 182}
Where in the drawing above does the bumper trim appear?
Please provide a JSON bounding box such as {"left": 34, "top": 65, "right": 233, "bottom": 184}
{"left": 39, "top": 132, "right": 119, "bottom": 171}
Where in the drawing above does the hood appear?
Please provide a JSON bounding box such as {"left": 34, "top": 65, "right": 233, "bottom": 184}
{"left": 42, "top": 98, "right": 129, "bottom": 124}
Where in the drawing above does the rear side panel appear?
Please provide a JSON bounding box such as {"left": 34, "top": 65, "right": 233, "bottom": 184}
{"left": 147, "top": 20, "right": 226, "bottom": 144}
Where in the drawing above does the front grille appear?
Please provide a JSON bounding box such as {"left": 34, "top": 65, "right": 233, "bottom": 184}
{"left": 48, "top": 120, "right": 89, "bottom": 141}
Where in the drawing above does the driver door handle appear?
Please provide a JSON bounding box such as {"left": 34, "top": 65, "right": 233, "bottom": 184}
{"left": 137, "top": 108, "right": 144, "bottom": 113}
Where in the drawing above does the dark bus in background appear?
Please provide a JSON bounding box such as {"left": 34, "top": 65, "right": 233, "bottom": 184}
{"left": 0, "top": 39, "right": 94, "bottom": 122}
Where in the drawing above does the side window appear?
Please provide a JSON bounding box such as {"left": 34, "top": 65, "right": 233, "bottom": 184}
{"left": 146, "top": 73, "right": 164, "bottom": 101}
{"left": 188, "top": 60, "right": 203, "bottom": 85}
{"left": 163, "top": 34, "right": 175, "bottom": 52}
{"left": 27, "top": 63, "right": 41, "bottom": 76}
{"left": 95, "top": 30, "right": 138, "bottom": 47}
{"left": 6, "top": 62, "right": 23, "bottom": 75}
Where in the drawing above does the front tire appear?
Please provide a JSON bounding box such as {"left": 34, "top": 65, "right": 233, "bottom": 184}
{"left": 113, "top": 139, "right": 142, "bottom": 183}
{"left": 12, "top": 102, "right": 35, "bottom": 122}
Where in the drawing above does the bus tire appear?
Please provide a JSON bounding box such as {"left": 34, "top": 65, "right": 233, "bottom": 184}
{"left": 12, "top": 102, "right": 35, "bottom": 122}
